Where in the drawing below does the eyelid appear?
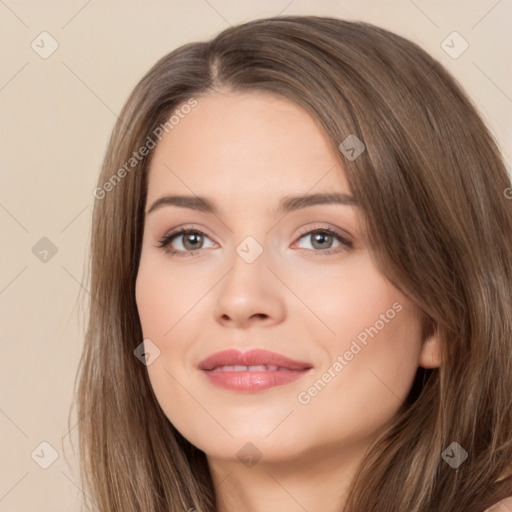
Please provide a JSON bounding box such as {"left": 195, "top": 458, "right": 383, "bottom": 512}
{"left": 295, "top": 223, "right": 353, "bottom": 243}
{"left": 161, "top": 223, "right": 215, "bottom": 241}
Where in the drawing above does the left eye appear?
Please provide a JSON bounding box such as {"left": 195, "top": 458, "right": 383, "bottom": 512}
{"left": 296, "top": 230, "right": 337, "bottom": 250}
{"left": 293, "top": 227, "right": 353, "bottom": 254}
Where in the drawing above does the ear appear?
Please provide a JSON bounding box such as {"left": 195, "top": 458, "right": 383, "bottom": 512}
{"left": 418, "top": 324, "right": 442, "bottom": 368}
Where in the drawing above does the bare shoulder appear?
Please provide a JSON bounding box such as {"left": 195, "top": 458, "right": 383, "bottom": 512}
{"left": 484, "top": 496, "right": 512, "bottom": 511}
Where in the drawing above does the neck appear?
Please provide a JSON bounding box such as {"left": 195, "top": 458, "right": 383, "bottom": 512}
{"left": 207, "top": 439, "right": 370, "bottom": 512}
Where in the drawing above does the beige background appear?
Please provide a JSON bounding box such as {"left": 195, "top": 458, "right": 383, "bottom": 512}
{"left": 0, "top": 1, "right": 511, "bottom": 510}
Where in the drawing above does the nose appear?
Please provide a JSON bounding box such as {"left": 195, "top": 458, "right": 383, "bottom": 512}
{"left": 213, "top": 243, "right": 286, "bottom": 329}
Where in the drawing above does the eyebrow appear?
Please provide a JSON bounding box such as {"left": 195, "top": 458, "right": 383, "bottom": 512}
{"left": 146, "top": 192, "right": 357, "bottom": 217}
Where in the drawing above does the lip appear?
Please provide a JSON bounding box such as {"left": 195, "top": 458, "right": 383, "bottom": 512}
{"left": 198, "top": 348, "right": 313, "bottom": 371}
{"left": 198, "top": 349, "right": 313, "bottom": 392}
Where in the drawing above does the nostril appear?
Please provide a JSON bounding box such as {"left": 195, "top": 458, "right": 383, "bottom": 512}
{"left": 251, "top": 313, "right": 268, "bottom": 319}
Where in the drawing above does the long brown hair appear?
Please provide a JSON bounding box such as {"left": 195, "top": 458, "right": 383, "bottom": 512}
{"left": 71, "top": 15, "right": 512, "bottom": 512}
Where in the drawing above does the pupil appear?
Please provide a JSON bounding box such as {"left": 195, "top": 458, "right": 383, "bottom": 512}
{"left": 185, "top": 232, "right": 201, "bottom": 249}
{"left": 313, "top": 232, "right": 331, "bottom": 249}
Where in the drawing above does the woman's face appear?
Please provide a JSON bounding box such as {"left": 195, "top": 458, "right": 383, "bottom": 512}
{"left": 135, "top": 90, "right": 439, "bottom": 467}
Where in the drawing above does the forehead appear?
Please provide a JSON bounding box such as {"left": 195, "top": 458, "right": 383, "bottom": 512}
{"left": 146, "top": 91, "right": 351, "bottom": 205}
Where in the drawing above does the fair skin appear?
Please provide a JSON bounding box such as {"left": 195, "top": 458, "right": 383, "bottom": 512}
{"left": 135, "top": 90, "right": 441, "bottom": 512}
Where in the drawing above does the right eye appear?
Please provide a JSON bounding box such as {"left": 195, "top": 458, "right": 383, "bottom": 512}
{"left": 157, "top": 227, "right": 216, "bottom": 257}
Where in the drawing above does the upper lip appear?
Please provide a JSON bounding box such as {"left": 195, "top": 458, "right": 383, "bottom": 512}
{"left": 198, "top": 349, "right": 313, "bottom": 371}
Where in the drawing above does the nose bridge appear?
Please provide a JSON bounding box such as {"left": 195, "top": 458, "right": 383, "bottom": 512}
{"left": 224, "top": 232, "right": 269, "bottom": 291}
{"left": 224, "top": 206, "right": 288, "bottom": 285}
{"left": 225, "top": 204, "right": 273, "bottom": 269}
{"left": 235, "top": 233, "right": 266, "bottom": 266}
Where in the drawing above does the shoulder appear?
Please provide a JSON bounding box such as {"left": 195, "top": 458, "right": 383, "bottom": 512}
{"left": 484, "top": 496, "right": 512, "bottom": 511}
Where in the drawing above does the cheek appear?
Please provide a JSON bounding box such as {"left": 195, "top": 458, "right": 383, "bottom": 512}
{"left": 337, "top": 300, "right": 422, "bottom": 398}
{"left": 290, "top": 250, "right": 421, "bottom": 356}
{"left": 135, "top": 251, "right": 208, "bottom": 339}
{"left": 135, "top": 257, "right": 205, "bottom": 436}
{"left": 135, "top": 269, "right": 172, "bottom": 339}
{"left": 295, "top": 257, "right": 423, "bottom": 431}
{"left": 315, "top": 314, "right": 421, "bottom": 443}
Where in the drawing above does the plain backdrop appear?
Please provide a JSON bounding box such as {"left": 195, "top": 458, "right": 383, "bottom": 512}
{"left": 1, "top": 1, "right": 511, "bottom": 510}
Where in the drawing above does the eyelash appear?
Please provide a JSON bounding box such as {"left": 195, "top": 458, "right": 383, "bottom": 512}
{"left": 156, "top": 224, "right": 353, "bottom": 258}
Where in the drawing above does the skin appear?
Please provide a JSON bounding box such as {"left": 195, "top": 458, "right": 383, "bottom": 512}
{"left": 135, "top": 90, "right": 441, "bottom": 512}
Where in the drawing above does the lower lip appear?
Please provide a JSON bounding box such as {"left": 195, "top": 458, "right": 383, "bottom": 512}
{"left": 201, "top": 368, "right": 312, "bottom": 392}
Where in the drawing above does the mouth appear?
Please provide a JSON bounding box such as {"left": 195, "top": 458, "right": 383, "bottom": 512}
{"left": 198, "top": 349, "right": 313, "bottom": 392}
{"left": 210, "top": 364, "right": 298, "bottom": 372}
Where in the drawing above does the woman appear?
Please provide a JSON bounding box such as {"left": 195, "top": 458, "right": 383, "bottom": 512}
{"left": 73, "top": 15, "right": 512, "bottom": 512}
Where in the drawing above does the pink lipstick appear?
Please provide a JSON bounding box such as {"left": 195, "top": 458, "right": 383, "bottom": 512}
{"left": 198, "top": 348, "right": 313, "bottom": 392}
